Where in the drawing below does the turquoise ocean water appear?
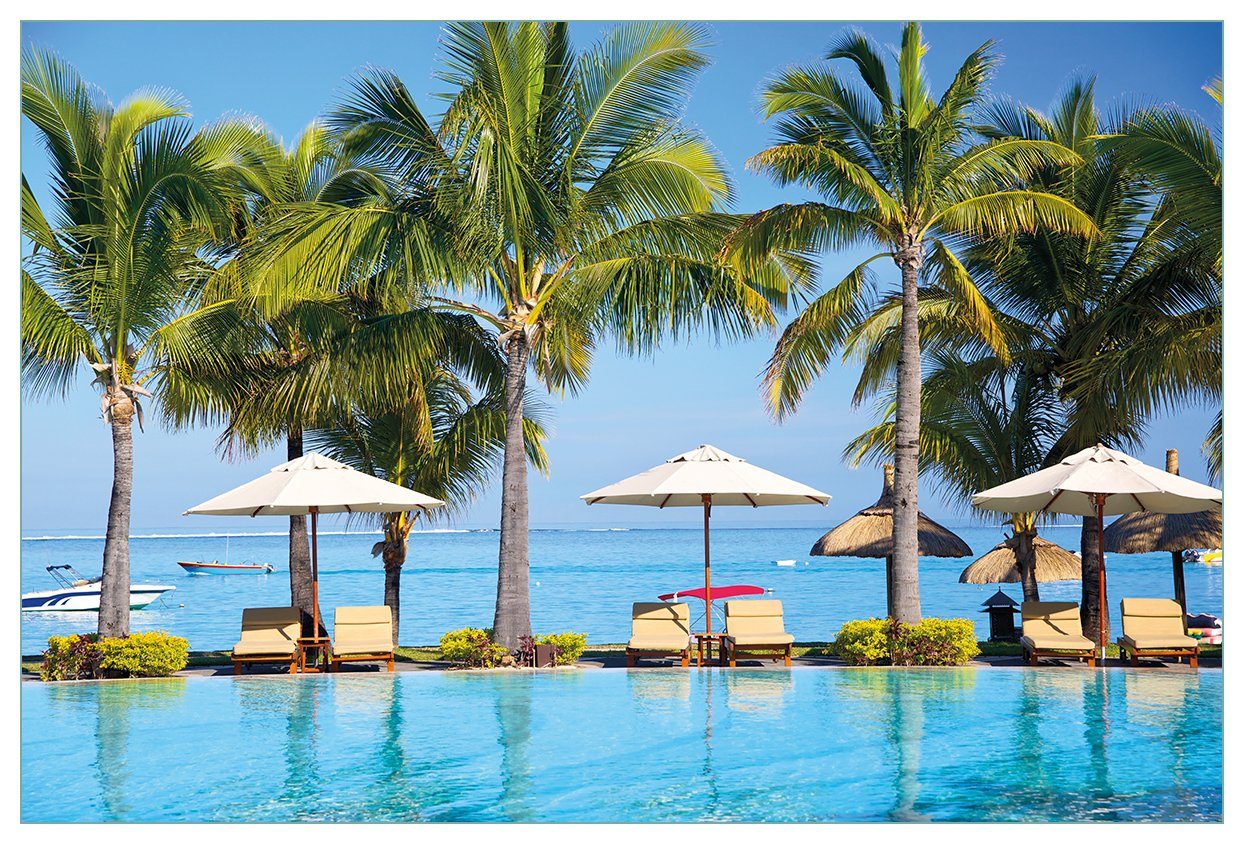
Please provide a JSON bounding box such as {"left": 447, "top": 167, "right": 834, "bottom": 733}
{"left": 21, "top": 668, "right": 1222, "bottom": 822}
{"left": 21, "top": 525, "right": 1222, "bottom": 653}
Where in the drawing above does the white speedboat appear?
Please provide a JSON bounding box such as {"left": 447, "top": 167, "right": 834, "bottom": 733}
{"left": 21, "top": 565, "right": 175, "bottom": 612}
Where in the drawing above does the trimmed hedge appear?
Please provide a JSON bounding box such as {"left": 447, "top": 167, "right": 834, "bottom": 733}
{"left": 40, "top": 631, "right": 189, "bottom": 681}
{"left": 833, "top": 617, "right": 980, "bottom": 666}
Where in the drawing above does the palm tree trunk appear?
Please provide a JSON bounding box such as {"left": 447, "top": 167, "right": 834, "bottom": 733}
{"left": 889, "top": 244, "right": 923, "bottom": 624}
{"left": 286, "top": 427, "right": 321, "bottom": 636}
{"left": 98, "top": 390, "right": 134, "bottom": 638}
{"left": 1016, "top": 531, "right": 1040, "bottom": 603}
{"left": 382, "top": 536, "right": 406, "bottom": 648}
{"left": 493, "top": 333, "right": 532, "bottom": 649}
{"left": 1079, "top": 515, "right": 1106, "bottom": 643}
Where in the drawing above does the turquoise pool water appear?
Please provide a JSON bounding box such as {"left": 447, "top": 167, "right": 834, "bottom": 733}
{"left": 22, "top": 667, "right": 1221, "bottom": 822}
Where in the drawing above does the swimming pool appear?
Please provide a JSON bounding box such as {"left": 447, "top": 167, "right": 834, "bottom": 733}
{"left": 22, "top": 667, "right": 1221, "bottom": 822}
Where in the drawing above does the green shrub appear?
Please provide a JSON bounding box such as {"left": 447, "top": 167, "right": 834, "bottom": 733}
{"left": 832, "top": 617, "right": 980, "bottom": 667}
{"left": 40, "top": 633, "right": 103, "bottom": 681}
{"left": 833, "top": 619, "right": 891, "bottom": 665}
{"left": 439, "top": 627, "right": 509, "bottom": 668}
{"left": 97, "top": 631, "right": 189, "bottom": 677}
{"left": 891, "top": 618, "right": 980, "bottom": 666}
{"left": 40, "top": 631, "right": 189, "bottom": 680}
{"left": 537, "top": 632, "right": 586, "bottom": 666}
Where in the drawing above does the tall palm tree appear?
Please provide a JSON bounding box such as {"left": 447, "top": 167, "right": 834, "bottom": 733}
{"left": 21, "top": 49, "right": 267, "bottom": 635}
{"left": 726, "top": 22, "right": 1096, "bottom": 622}
{"left": 310, "top": 369, "right": 548, "bottom": 645}
{"left": 161, "top": 123, "right": 393, "bottom": 633}
{"left": 250, "top": 22, "right": 805, "bottom": 648}
{"left": 846, "top": 350, "right": 1065, "bottom": 601}
{"left": 849, "top": 80, "right": 1219, "bottom": 636}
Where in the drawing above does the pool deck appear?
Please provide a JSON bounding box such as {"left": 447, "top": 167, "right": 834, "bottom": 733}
{"left": 21, "top": 650, "right": 1217, "bottom": 681}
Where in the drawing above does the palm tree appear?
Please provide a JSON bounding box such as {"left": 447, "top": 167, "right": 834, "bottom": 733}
{"left": 250, "top": 22, "right": 804, "bottom": 648}
{"left": 846, "top": 350, "right": 1065, "bottom": 601}
{"left": 310, "top": 368, "right": 548, "bottom": 645}
{"left": 849, "top": 79, "right": 1219, "bottom": 636}
{"left": 21, "top": 49, "right": 267, "bottom": 635}
{"left": 725, "top": 22, "right": 1096, "bottom": 622}
{"left": 161, "top": 123, "right": 392, "bottom": 634}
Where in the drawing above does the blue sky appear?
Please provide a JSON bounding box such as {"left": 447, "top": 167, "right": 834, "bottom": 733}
{"left": 20, "top": 20, "right": 1223, "bottom": 532}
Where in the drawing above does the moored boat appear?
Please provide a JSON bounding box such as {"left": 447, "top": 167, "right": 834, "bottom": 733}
{"left": 177, "top": 560, "right": 274, "bottom": 574}
{"left": 21, "top": 565, "right": 175, "bottom": 612}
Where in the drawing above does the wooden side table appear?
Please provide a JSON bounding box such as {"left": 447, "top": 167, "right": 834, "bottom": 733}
{"left": 296, "top": 637, "right": 332, "bottom": 673}
{"left": 693, "top": 633, "right": 728, "bottom": 667}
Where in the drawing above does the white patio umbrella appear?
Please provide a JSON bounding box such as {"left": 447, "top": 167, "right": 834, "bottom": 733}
{"left": 971, "top": 444, "right": 1221, "bottom": 654}
{"left": 185, "top": 452, "right": 445, "bottom": 638}
{"left": 581, "top": 444, "right": 830, "bottom": 633}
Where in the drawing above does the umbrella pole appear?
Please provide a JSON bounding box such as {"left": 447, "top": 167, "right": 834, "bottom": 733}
{"left": 702, "top": 493, "right": 712, "bottom": 635}
{"left": 1096, "top": 494, "right": 1107, "bottom": 659}
{"left": 310, "top": 506, "right": 320, "bottom": 639}
{"left": 1173, "top": 550, "right": 1188, "bottom": 633}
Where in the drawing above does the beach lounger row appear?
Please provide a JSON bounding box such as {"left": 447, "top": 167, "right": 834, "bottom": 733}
{"left": 232, "top": 605, "right": 396, "bottom": 674}
{"left": 625, "top": 599, "right": 793, "bottom": 668}
{"left": 1021, "top": 598, "right": 1199, "bottom": 669}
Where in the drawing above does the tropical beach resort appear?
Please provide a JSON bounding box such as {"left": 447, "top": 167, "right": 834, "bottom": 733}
{"left": 18, "top": 18, "right": 1224, "bottom": 825}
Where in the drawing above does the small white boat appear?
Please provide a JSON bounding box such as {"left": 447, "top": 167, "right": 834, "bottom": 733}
{"left": 21, "top": 565, "right": 174, "bottom": 612}
{"left": 775, "top": 559, "right": 797, "bottom": 567}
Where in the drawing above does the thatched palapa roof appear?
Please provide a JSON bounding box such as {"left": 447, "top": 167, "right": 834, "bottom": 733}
{"left": 959, "top": 534, "right": 1082, "bottom": 584}
{"left": 810, "top": 465, "right": 972, "bottom": 559}
{"left": 1102, "top": 449, "right": 1222, "bottom": 554}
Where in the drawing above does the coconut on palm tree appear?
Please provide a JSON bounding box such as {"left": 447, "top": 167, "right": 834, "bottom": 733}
{"left": 21, "top": 49, "right": 268, "bottom": 635}
{"left": 250, "top": 22, "right": 806, "bottom": 648}
{"left": 725, "top": 22, "right": 1096, "bottom": 622}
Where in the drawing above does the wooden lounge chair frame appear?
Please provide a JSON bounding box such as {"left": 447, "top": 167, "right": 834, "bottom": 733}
{"left": 625, "top": 647, "right": 691, "bottom": 668}
{"left": 1021, "top": 641, "right": 1096, "bottom": 668}
{"left": 232, "top": 652, "right": 300, "bottom": 675}
{"left": 722, "top": 599, "right": 793, "bottom": 667}
{"left": 1115, "top": 598, "right": 1199, "bottom": 669}
{"left": 1115, "top": 638, "right": 1198, "bottom": 669}
{"left": 328, "top": 606, "right": 396, "bottom": 672}
{"left": 625, "top": 602, "right": 691, "bottom": 667}
{"left": 723, "top": 638, "right": 792, "bottom": 667}
{"left": 1020, "top": 601, "right": 1097, "bottom": 668}
{"left": 231, "top": 607, "right": 303, "bottom": 675}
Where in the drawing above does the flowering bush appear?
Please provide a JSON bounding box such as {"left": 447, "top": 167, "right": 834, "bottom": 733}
{"left": 40, "top": 633, "right": 104, "bottom": 681}
{"left": 537, "top": 632, "right": 587, "bottom": 666}
{"left": 439, "top": 627, "right": 509, "bottom": 668}
{"left": 40, "top": 631, "right": 188, "bottom": 680}
{"left": 833, "top": 618, "right": 979, "bottom": 666}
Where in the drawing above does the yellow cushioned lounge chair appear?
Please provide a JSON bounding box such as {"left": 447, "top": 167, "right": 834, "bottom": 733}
{"left": 1020, "top": 601, "right": 1096, "bottom": 667}
{"left": 232, "top": 607, "right": 302, "bottom": 675}
{"left": 329, "top": 606, "right": 396, "bottom": 672}
{"left": 626, "top": 602, "right": 691, "bottom": 667}
{"left": 723, "top": 599, "right": 794, "bottom": 667}
{"left": 1116, "top": 598, "right": 1199, "bottom": 669}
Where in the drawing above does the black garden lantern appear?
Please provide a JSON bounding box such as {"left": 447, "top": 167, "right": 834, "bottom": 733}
{"left": 980, "top": 589, "right": 1020, "bottom": 641}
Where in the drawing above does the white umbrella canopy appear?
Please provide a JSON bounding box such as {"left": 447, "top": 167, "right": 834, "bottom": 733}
{"left": 184, "top": 452, "right": 446, "bottom": 517}
{"left": 186, "top": 453, "right": 446, "bottom": 643}
{"left": 582, "top": 444, "right": 830, "bottom": 634}
{"left": 970, "top": 445, "right": 1222, "bottom": 517}
{"left": 971, "top": 444, "right": 1222, "bottom": 654}
{"left": 581, "top": 444, "right": 831, "bottom": 508}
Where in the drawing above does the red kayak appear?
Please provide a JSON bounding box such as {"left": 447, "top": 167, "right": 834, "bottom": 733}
{"left": 658, "top": 584, "right": 766, "bottom": 601}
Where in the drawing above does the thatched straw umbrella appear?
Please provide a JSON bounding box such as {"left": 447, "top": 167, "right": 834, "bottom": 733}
{"left": 1102, "top": 449, "right": 1222, "bottom": 621}
{"left": 811, "top": 465, "right": 971, "bottom": 617}
{"left": 959, "top": 534, "right": 1082, "bottom": 592}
